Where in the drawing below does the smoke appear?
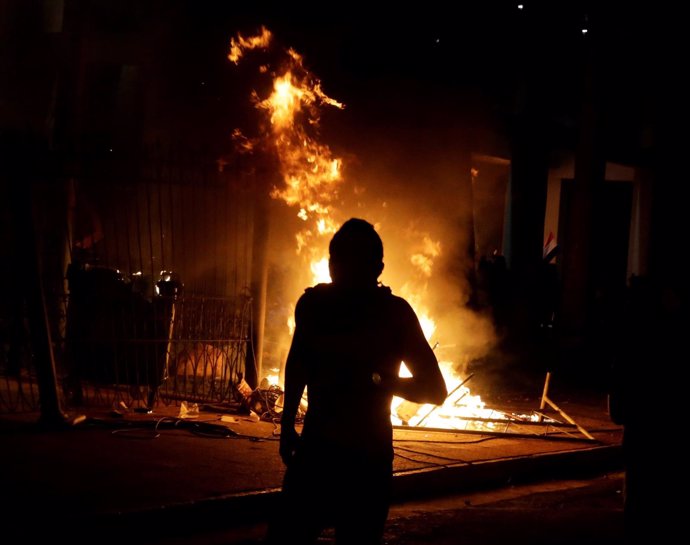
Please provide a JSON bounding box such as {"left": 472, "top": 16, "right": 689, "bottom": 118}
{"left": 333, "top": 126, "right": 498, "bottom": 375}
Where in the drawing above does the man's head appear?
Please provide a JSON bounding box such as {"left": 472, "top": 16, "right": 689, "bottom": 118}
{"left": 329, "top": 218, "right": 384, "bottom": 286}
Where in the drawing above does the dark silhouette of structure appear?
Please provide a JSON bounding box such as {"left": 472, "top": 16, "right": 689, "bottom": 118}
{"left": 608, "top": 273, "right": 687, "bottom": 541}
{"left": 267, "top": 218, "right": 447, "bottom": 544}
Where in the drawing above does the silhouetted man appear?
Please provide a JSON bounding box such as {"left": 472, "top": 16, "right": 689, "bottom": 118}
{"left": 266, "top": 218, "right": 447, "bottom": 545}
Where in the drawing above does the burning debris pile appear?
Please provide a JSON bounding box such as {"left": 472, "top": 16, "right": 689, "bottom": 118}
{"left": 235, "top": 374, "right": 305, "bottom": 423}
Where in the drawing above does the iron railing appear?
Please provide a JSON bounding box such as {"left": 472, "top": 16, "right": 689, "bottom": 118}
{"left": 1, "top": 146, "right": 262, "bottom": 415}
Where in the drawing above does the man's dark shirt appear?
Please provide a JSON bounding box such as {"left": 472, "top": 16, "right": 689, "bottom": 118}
{"left": 289, "top": 282, "right": 437, "bottom": 461}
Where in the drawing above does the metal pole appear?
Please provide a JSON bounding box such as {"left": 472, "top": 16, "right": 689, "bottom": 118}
{"left": 539, "top": 371, "right": 552, "bottom": 413}
{"left": 10, "top": 174, "right": 69, "bottom": 426}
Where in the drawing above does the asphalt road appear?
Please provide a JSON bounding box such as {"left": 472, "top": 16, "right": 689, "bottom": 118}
{"left": 144, "top": 471, "right": 624, "bottom": 545}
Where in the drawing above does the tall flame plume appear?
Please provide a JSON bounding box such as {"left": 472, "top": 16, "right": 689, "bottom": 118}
{"left": 230, "top": 27, "right": 505, "bottom": 430}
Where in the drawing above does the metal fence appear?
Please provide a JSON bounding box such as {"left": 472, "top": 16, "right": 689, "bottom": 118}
{"left": 63, "top": 292, "right": 252, "bottom": 410}
{"left": 0, "top": 147, "right": 262, "bottom": 414}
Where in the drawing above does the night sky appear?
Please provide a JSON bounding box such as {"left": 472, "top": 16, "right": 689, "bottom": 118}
{"left": 133, "top": 1, "right": 683, "bottom": 169}
{"left": 1, "top": 1, "right": 684, "bottom": 161}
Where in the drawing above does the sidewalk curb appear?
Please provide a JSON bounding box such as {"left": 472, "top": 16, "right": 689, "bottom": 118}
{"left": 392, "top": 444, "right": 623, "bottom": 500}
{"left": 90, "top": 444, "right": 623, "bottom": 536}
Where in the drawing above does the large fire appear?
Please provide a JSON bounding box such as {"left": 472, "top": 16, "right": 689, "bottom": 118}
{"left": 229, "top": 28, "right": 511, "bottom": 431}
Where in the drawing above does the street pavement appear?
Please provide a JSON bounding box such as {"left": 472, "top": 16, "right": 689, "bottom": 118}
{"left": 141, "top": 472, "right": 626, "bottom": 544}
{"left": 0, "top": 388, "right": 623, "bottom": 543}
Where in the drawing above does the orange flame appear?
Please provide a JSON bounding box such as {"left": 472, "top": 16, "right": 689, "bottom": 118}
{"left": 228, "top": 26, "right": 272, "bottom": 64}
{"left": 229, "top": 27, "right": 501, "bottom": 430}
{"left": 249, "top": 43, "right": 345, "bottom": 284}
{"left": 260, "top": 69, "right": 344, "bottom": 217}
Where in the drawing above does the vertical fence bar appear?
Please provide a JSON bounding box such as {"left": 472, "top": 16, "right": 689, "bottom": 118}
{"left": 10, "top": 177, "right": 67, "bottom": 425}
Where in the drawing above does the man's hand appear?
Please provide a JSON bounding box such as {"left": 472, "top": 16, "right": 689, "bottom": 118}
{"left": 279, "top": 425, "right": 300, "bottom": 466}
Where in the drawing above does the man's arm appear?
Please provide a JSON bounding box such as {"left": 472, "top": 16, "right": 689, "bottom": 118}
{"left": 388, "top": 372, "right": 447, "bottom": 406}
{"left": 279, "top": 301, "right": 307, "bottom": 465}
{"left": 281, "top": 334, "right": 306, "bottom": 429}
{"left": 383, "top": 301, "right": 447, "bottom": 405}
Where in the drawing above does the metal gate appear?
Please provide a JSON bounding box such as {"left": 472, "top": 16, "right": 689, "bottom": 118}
{"left": 1, "top": 147, "right": 262, "bottom": 413}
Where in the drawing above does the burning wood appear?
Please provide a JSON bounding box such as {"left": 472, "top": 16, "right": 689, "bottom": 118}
{"left": 415, "top": 373, "right": 475, "bottom": 427}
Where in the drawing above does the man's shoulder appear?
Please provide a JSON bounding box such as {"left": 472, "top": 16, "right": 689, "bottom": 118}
{"left": 299, "top": 283, "right": 332, "bottom": 302}
{"left": 384, "top": 291, "right": 412, "bottom": 309}
{"left": 297, "top": 283, "right": 406, "bottom": 307}
{"left": 387, "top": 294, "right": 417, "bottom": 320}
{"left": 295, "top": 284, "right": 332, "bottom": 314}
